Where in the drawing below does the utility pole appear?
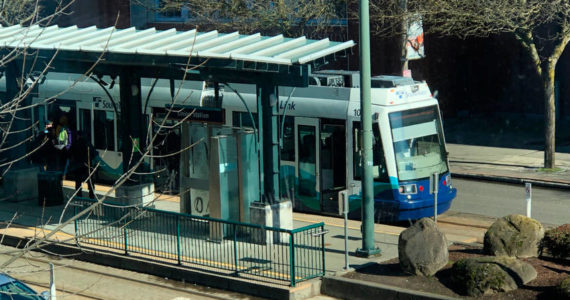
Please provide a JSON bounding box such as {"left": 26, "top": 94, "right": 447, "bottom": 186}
{"left": 356, "top": 0, "right": 380, "bottom": 258}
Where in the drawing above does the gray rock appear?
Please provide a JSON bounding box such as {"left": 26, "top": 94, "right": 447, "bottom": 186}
{"left": 398, "top": 218, "right": 448, "bottom": 276}
{"left": 451, "top": 256, "right": 537, "bottom": 297}
{"left": 484, "top": 214, "right": 545, "bottom": 258}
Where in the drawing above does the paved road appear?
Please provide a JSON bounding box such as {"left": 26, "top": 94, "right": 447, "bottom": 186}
{"left": 0, "top": 246, "right": 261, "bottom": 300}
{"left": 450, "top": 178, "right": 569, "bottom": 226}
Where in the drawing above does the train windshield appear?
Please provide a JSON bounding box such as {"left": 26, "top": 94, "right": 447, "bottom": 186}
{"left": 389, "top": 105, "right": 448, "bottom": 181}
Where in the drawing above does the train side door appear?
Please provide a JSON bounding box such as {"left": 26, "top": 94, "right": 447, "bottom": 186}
{"left": 295, "top": 118, "right": 320, "bottom": 212}
{"left": 320, "top": 120, "right": 346, "bottom": 214}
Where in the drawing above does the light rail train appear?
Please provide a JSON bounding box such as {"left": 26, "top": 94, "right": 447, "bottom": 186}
{"left": 5, "top": 70, "right": 457, "bottom": 222}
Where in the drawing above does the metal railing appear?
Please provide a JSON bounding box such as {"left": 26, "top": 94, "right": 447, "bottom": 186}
{"left": 73, "top": 198, "right": 325, "bottom": 286}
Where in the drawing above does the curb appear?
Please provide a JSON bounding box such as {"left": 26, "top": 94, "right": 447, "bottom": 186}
{"left": 452, "top": 172, "right": 570, "bottom": 190}
{"left": 321, "top": 276, "right": 459, "bottom": 300}
{"left": 0, "top": 234, "right": 320, "bottom": 300}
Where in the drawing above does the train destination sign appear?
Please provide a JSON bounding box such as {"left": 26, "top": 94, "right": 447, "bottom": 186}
{"left": 155, "top": 106, "right": 225, "bottom": 124}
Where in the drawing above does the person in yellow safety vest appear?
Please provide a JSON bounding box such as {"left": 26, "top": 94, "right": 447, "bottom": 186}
{"left": 54, "top": 116, "right": 72, "bottom": 176}
{"left": 55, "top": 116, "right": 72, "bottom": 151}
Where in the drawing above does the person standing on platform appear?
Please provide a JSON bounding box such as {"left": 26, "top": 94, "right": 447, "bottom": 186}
{"left": 70, "top": 130, "right": 96, "bottom": 199}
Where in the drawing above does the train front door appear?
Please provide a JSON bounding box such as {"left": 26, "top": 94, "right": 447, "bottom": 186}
{"left": 295, "top": 118, "right": 320, "bottom": 212}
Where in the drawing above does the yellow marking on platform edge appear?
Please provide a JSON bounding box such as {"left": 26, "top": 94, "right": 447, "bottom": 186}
{"left": 2, "top": 225, "right": 249, "bottom": 273}
{"left": 12, "top": 216, "right": 300, "bottom": 281}
{"left": 0, "top": 226, "right": 75, "bottom": 241}
{"left": 79, "top": 237, "right": 300, "bottom": 280}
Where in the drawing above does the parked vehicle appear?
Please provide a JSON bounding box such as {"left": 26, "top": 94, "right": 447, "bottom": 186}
{"left": 0, "top": 273, "right": 46, "bottom": 300}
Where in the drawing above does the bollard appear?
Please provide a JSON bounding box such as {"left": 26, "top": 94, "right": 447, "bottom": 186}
{"left": 430, "top": 173, "right": 439, "bottom": 223}
{"left": 49, "top": 263, "right": 56, "bottom": 300}
{"left": 525, "top": 183, "right": 532, "bottom": 218}
{"left": 340, "top": 190, "right": 350, "bottom": 270}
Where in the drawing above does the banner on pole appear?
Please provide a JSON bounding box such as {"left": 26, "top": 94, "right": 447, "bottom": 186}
{"left": 406, "top": 14, "right": 425, "bottom": 60}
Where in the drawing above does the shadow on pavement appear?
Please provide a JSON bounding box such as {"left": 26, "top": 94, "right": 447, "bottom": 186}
{"left": 443, "top": 113, "right": 570, "bottom": 153}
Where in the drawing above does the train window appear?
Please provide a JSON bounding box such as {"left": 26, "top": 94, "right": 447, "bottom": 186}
{"left": 280, "top": 116, "right": 294, "bottom": 161}
{"left": 372, "top": 125, "right": 389, "bottom": 181}
{"left": 33, "top": 105, "right": 46, "bottom": 134}
{"left": 353, "top": 121, "right": 389, "bottom": 182}
{"left": 298, "top": 125, "right": 317, "bottom": 197}
{"left": 94, "top": 110, "right": 115, "bottom": 151}
{"left": 79, "top": 109, "right": 92, "bottom": 144}
{"left": 232, "top": 111, "right": 258, "bottom": 129}
{"left": 353, "top": 122, "right": 362, "bottom": 180}
{"left": 46, "top": 100, "right": 76, "bottom": 131}
{"left": 321, "top": 122, "right": 346, "bottom": 190}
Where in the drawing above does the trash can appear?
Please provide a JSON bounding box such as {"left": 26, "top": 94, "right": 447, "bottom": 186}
{"left": 37, "top": 171, "right": 63, "bottom": 206}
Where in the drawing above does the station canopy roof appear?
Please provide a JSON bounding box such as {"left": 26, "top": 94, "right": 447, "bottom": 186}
{"left": 0, "top": 24, "right": 355, "bottom": 66}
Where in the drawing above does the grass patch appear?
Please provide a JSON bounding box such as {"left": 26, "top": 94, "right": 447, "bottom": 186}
{"left": 537, "top": 167, "right": 563, "bottom": 173}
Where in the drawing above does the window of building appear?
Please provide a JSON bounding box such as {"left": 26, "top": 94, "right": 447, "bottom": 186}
{"left": 155, "top": 0, "right": 187, "bottom": 21}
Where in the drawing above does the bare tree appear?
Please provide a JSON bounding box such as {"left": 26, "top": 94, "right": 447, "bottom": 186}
{"left": 367, "top": 0, "right": 569, "bottom": 168}
{"left": 0, "top": 1, "right": 207, "bottom": 281}
{"left": 0, "top": 0, "right": 39, "bottom": 25}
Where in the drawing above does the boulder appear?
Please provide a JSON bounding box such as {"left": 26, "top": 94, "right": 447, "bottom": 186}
{"left": 559, "top": 276, "right": 570, "bottom": 298}
{"left": 398, "top": 218, "right": 448, "bottom": 276}
{"left": 484, "top": 214, "right": 544, "bottom": 258}
{"left": 451, "top": 256, "right": 537, "bottom": 297}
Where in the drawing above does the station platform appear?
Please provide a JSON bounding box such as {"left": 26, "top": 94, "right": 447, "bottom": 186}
{"left": 0, "top": 143, "right": 568, "bottom": 299}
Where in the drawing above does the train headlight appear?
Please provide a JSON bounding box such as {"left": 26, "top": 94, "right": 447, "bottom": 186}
{"left": 398, "top": 184, "right": 417, "bottom": 195}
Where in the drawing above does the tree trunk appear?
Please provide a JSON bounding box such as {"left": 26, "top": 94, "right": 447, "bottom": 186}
{"left": 400, "top": 0, "right": 408, "bottom": 74}
{"left": 543, "top": 62, "right": 556, "bottom": 168}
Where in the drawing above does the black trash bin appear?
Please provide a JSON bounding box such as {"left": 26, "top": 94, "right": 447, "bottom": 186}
{"left": 37, "top": 171, "right": 63, "bottom": 206}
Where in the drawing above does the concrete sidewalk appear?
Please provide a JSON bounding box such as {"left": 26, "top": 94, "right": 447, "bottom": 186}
{"left": 448, "top": 143, "right": 570, "bottom": 188}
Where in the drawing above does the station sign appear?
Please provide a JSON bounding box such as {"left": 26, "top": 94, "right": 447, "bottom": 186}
{"left": 155, "top": 105, "right": 225, "bottom": 124}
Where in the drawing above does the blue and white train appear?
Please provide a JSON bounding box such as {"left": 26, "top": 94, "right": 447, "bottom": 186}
{"left": 7, "top": 70, "right": 457, "bottom": 222}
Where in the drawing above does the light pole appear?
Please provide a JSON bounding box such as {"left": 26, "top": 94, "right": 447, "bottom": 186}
{"left": 356, "top": 0, "right": 380, "bottom": 258}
